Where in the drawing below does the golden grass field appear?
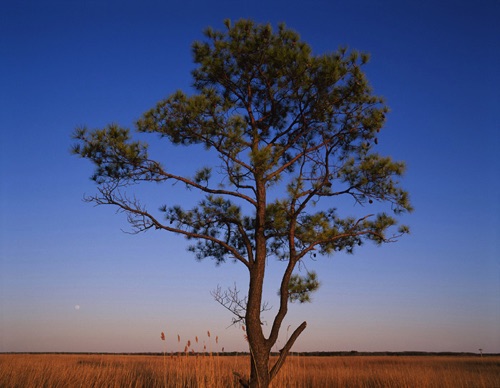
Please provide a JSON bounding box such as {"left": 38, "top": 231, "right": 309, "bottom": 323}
{"left": 1, "top": 353, "right": 499, "bottom": 387}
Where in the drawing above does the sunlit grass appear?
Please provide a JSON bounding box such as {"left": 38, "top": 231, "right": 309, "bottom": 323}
{"left": 1, "top": 353, "right": 499, "bottom": 387}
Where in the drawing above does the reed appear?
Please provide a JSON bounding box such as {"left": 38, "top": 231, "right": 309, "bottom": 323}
{"left": 1, "top": 353, "right": 499, "bottom": 387}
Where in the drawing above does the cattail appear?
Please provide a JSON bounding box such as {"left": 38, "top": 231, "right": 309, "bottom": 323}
{"left": 207, "top": 330, "right": 211, "bottom": 338}
{"left": 177, "top": 334, "right": 180, "bottom": 343}
{"left": 242, "top": 326, "right": 245, "bottom": 332}
{"left": 216, "top": 336, "right": 218, "bottom": 344}
{"left": 184, "top": 346, "right": 188, "bottom": 353}
{"left": 187, "top": 340, "right": 191, "bottom": 348}
{"left": 195, "top": 336, "right": 198, "bottom": 343}
{"left": 222, "top": 347, "right": 225, "bottom": 352}
{"left": 161, "top": 332, "right": 165, "bottom": 341}
{"left": 204, "top": 344, "right": 207, "bottom": 351}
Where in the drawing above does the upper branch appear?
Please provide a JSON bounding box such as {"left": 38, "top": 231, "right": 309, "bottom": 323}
{"left": 72, "top": 125, "right": 258, "bottom": 207}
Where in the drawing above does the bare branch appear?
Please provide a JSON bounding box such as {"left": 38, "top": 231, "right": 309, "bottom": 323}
{"left": 211, "top": 284, "right": 247, "bottom": 326}
{"left": 211, "top": 284, "right": 271, "bottom": 327}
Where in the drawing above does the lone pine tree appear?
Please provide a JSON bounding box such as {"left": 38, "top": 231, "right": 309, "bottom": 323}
{"left": 73, "top": 19, "right": 412, "bottom": 387}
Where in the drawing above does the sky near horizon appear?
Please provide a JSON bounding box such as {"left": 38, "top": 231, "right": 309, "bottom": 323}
{"left": 1, "top": 0, "right": 499, "bottom": 354}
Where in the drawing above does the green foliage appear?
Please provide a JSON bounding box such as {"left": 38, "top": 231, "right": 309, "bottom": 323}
{"left": 71, "top": 125, "right": 154, "bottom": 183}
{"left": 72, "top": 17, "right": 412, "bottom": 285}
{"left": 287, "top": 271, "right": 320, "bottom": 303}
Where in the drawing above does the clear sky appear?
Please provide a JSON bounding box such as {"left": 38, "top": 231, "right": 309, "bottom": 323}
{"left": 1, "top": 0, "right": 499, "bottom": 354}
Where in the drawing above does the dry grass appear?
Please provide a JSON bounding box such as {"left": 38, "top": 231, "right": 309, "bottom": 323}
{"left": 0, "top": 353, "right": 499, "bottom": 387}
{"left": 272, "top": 355, "right": 500, "bottom": 387}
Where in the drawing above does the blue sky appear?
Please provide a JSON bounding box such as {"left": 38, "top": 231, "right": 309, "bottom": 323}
{"left": 1, "top": 0, "right": 499, "bottom": 353}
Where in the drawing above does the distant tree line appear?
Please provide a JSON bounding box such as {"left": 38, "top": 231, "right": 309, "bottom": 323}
{"left": 3, "top": 351, "right": 495, "bottom": 357}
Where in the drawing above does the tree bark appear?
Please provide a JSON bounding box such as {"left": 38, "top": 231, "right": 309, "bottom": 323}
{"left": 245, "top": 169, "right": 272, "bottom": 387}
{"left": 245, "top": 261, "right": 271, "bottom": 387}
{"left": 248, "top": 346, "right": 270, "bottom": 387}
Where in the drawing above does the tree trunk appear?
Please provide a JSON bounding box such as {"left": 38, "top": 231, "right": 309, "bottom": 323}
{"left": 241, "top": 321, "right": 307, "bottom": 387}
{"left": 243, "top": 175, "right": 272, "bottom": 387}
{"left": 244, "top": 261, "right": 271, "bottom": 387}
{"left": 248, "top": 346, "right": 270, "bottom": 387}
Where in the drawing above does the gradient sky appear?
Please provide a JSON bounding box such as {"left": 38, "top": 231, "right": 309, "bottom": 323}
{"left": 1, "top": 0, "right": 499, "bottom": 354}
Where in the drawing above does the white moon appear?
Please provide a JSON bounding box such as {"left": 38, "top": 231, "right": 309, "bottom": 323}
{"left": 74, "top": 305, "right": 80, "bottom": 310}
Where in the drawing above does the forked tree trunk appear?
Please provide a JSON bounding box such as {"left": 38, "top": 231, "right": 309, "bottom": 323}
{"left": 239, "top": 317, "right": 308, "bottom": 387}
{"left": 238, "top": 178, "right": 308, "bottom": 387}
{"left": 243, "top": 257, "right": 270, "bottom": 387}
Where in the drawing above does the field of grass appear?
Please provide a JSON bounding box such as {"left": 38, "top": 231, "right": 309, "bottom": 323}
{"left": 0, "top": 353, "right": 499, "bottom": 387}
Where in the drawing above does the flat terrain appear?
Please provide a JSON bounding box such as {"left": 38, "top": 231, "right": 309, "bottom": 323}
{"left": 1, "top": 353, "right": 499, "bottom": 387}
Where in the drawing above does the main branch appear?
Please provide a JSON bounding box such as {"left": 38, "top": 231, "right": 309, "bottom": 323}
{"left": 88, "top": 184, "right": 251, "bottom": 269}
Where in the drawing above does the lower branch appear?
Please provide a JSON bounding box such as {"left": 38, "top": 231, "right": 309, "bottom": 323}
{"left": 233, "top": 372, "right": 249, "bottom": 387}
{"left": 269, "top": 321, "right": 307, "bottom": 381}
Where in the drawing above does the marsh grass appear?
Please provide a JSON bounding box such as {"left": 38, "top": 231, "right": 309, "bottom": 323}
{"left": 0, "top": 354, "right": 499, "bottom": 387}
{"left": 271, "top": 355, "right": 500, "bottom": 387}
